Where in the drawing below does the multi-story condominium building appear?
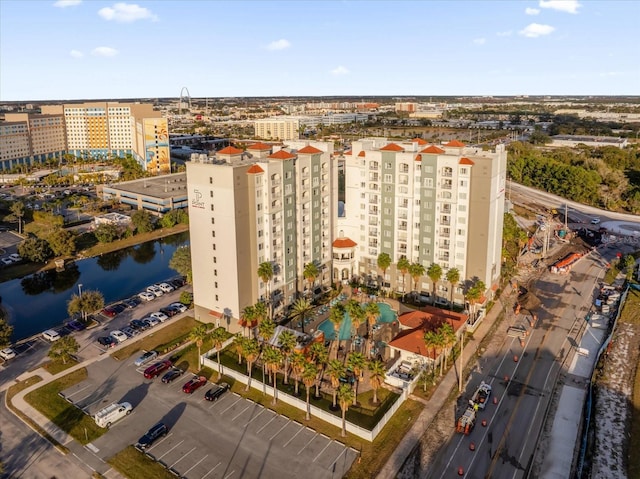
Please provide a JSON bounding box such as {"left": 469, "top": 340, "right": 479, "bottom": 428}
{"left": 187, "top": 141, "right": 337, "bottom": 332}
{"left": 336, "top": 138, "right": 506, "bottom": 305}
{"left": 254, "top": 118, "right": 300, "bottom": 141}
{"left": 0, "top": 113, "right": 66, "bottom": 170}
{"left": 40, "top": 102, "right": 170, "bottom": 174}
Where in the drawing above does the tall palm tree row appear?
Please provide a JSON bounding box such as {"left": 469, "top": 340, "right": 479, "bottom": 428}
{"left": 291, "top": 297, "right": 314, "bottom": 334}
{"left": 210, "top": 327, "right": 228, "bottom": 380}
{"left": 257, "top": 261, "right": 274, "bottom": 319}
{"left": 290, "top": 351, "right": 306, "bottom": 396}
{"left": 337, "top": 384, "right": 355, "bottom": 437}
{"left": 409, "top": 263, "right": 426, "bottom": 295}
{"left": 397, "top": 256, "right": 411, "bottom": 300}
{"left": 303, "top": 262, "right": 319, "bottom": 296}
{"left": 327, "top": 359, "right": 346, "bottom": 409}
{"left": 329, "top": 304, "right": 346, "bottom": 358}
{"left": 189, "top": 324, "right": 209, "bottom": 365}
{"left": 243, "top": 337, "right": 260, "bottom": 391}
{"left": 302, "top": 362, "right": 319, "bottom": 421}
{"left": 367, "top": 360, "right": 386, "bottom": 404}
{"left": 446, "top": 268, "right": 460, "bottom": 305}
{"left": 427, "top": 263, "right": 443, "bottom": 302}
{"left": 278, "top": 330, "right": 296, "bottom": 385}
{"left": 377, "top": 252, "right": 391, "bottom": 291}
{"left": 347, "top": 352, "right": 367, "bottom": 405}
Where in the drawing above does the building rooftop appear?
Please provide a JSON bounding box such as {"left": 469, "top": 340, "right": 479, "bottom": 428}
{"left": 104, "top": 173, "right": 187, "bottom": 199}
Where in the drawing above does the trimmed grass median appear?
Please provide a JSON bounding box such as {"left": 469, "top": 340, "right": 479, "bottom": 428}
{"left": 108, "top": 446, "right": 177, "bottom": 479}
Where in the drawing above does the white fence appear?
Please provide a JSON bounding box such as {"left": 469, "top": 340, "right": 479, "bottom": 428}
{"left": 201, "top": 353, "right": 408, "bottom": 442}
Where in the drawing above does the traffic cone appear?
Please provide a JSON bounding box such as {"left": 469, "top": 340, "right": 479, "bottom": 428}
{"left": 520, "top": 339, "right": 525, "bottom": 347}
{"left": 482, "top": 419, "right": 488, "bottom": 427}
{"left": 513, "top": 355, "right": 519, "bottom": 362}
{"left": 458, "top": 466, "right": 464, "bottom": 476}
{"left": 493, "top": 396, "right": 498, "bottom": 405}
{"left": 504, "top": 375, "right": 509, "bottom": 382}
{"left": 469, "top": 442, "right": 476, "bottom": 451}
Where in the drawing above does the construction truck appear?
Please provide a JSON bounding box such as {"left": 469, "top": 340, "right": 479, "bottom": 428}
{"left": 470, "top": 381, "right": 492, "bottom": 410}
{"left": 456, "top": 407, "right": 476, "bottom": 435}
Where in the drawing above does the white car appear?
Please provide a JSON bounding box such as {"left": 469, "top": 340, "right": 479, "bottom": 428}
{"left": 0, "top": 347, "right": 17, "bottom": 361}
{"left": 8, "top": 253, "right": 21, "bottom": 262}
{"left": 150, "top": 312, "right": 168, "bottom": 322}
{"left": 146, "top": 285, "right": 163, "bottom": 297}
{"left": 138, "top": 292, "right": 155, "bottom": 302}
{"left": 143, "top": 317, "right": 160, "bottom": 328}
{"left": 110, "top": 330, "right": 128, "bottom": 343}
{"left": 169, "top": 303, "right": 188, "bottom": 313}
{"left": 1, "top": 258, "right": 13, "bottom": 265}
{"left": 158, "top": 282, "right": 174, "bottom": 293}
{"left": 591, "top": 218, "right": 601, "bottom": 225}
{"left": 42, "top": 329, "right": 61, "bottom": 342}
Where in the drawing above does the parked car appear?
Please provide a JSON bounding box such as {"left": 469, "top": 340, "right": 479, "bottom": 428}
{"left": 121, "top": 326, "right": 136, "bottom": 337}
{"left": 97, "top": 336, "right": 116, "bottom": 348}
{"left": 169, "top": 278, "right": 185, "bottom": 289}
{"left": 169, "top": 303, "right": 188, "bottom": 313}
{"left": 591, "top": 217, "right": 601, "bottom": 225}
{"left": 138, "top": 292, "right": 155, "bottom": 302}
{"left": 134, "top": 350, "right": 159, "bottom": 367}
{"left": 143, "top": 360, "right": 172, "bottom": 379}
{"left": 150, "top": 312, "right": 168, "bottom": 322}
{"left": 182, "top": 375, "right": 207, "bottom": 394}
{"left": 8, "top": 253, "right": 21, "bottom": 262}
{"left": 136, "top": 422, "right": 168, "bottom": 449}
{"left": 129, "top": 319, "right": 148, "bottom": 331}
{"left": 1, "top": 257, "right": 13, "bottom": 265}
{"left": 42, "top": 329, "right": 61, "bottom": 342}
{"left": 123, "top": 298, "right": 141, "bottom": 309}
{"left": 158, "top": 282, "right": 174, "bottom": 293}
{"left": 146, "top": 285, "right": 163, "bottom": 297}
{"left": 161, "top": 368, "right": 184, "bottom": 383}
{"left": 204, "top": 383, "right": 230, "bottom": 401}
{"left": 66, "top": 320, "right": 86, "bottom": 332}
{"left": 111, "top": 303, "right": 126, "bottom": 314}
{"left": 110, "top": 330, "right": 128, "bottom": 343}
{"left": 142, "top": 317, "right": 160, "bottom": 328}
{"left": 160, "top": 306, "right": 179, "bottom": 318}
{"left": 0, "top": 347, "right": 17, "bottom": 361}
{"left": 101, "top": 307, "right": 117, "bottom": 318}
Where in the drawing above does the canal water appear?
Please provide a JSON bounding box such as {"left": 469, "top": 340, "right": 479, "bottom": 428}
{"left": 0, "top": 232, "right": 189, "bottom": 341}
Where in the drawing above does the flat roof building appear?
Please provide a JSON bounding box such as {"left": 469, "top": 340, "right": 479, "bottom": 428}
{"left": 101, "top": 173, "right": 188, "bottom": 213}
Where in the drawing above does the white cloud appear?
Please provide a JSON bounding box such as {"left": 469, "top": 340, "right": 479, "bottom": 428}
{"left": 330, "top": 66, "right": 349, "bottom": 76}
{"left": 53, "top": 0, "right": 82, "bottom": 7}
{"left": 265, "top": 39, "right": 291, "bottom": 51}
{"left": 70, "top": 49, "right": 83, "bottom": 58}
{"left": 525, "top": 7, "right": 540, "bottom": 15}
{"left": 497, "top": 30, "right": 513, "bottom": 37}
{"left": 473, "top": 38, "right": 486, "bottom": 45}
{"left": 98, "top": 3, "right": 158, "bottom": 22}
{"left": 91, "top": 46, "right": 118, "bottom": 57}
{"left": 519, "top": 23, "right": 555, "bottom": 38}
{"left": 539, "top": 0, "right": 581, "bottom": 14}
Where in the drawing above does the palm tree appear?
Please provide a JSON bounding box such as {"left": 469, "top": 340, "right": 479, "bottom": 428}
{"left": 439, "top": 323, "right": 456, "bottom": 371}
{"left": 239, "top": 305, "right": 255, "bottom": 337}
{"left": 327, "top": 359, "right": 346, "bottom": 408}
{"left": 290, "top": 351, "right": 306, "bottom": 396}
{"left": 346, "top": 300, "right": 364, "bottom": 338}
{"left": 278, "top": 330, "right": 296, "bottom": 385}
{"left": 253, "top": 301, "right": 268, "bottom": 333}
{"left": 257, "top": 262, "right": 274, "bottom": 318}
{"left": 262, "top": 346, "right": 283, "bottom": 404}
{"left": 232, "top": 333, "right": 246, "bottom": 365}
{"left": 377, "top": 252, "right": 391, "bottom": 292}
{"left": 10, "top": 201, "right": 25, "bottom": 235}
{"left": 466, "top": 280, "right": 486, "bottom": 323}
{"left": 329, "top": 304, "right": 346, "bottom": 357}
{"left": 189, "top": 325, "right": 209, "bottom": 366}
{"left": 291, "top": 297, "right": 314, "bottom": 334}
{"left": 397, "top": 256, "right": 411, "bottom": 300}
{"left": 48, "top": 336, "right": 79, "bottom": 365}
{"left": 243, "top": 338, "right": 260, "bottom": 391}
{"left": 368, "top": 360, "right": 386, "bottom": 404}
{"left": 347, "top": 352, "right": 366, "bottom": 405}
{"left": 427, "top": 263, "right": 443, "bottom": 303}
{"left": 446, "top": 268, "right": 461, "bottom": 305}
{"left": 258, "top": 317, "right": 276, "bottom": 344}
{"left": 303, "top": 362, "right": 319, "bottom": 420}
{"left": 409, "top": 263, "right": 426, "bottom": 296}
{"left": 310, "top": 342, "right": 328, "bottom": 398}
{"left": 210, "top": 328, "right": 227, "bottom": 380}
{"left": 423, "top": 330, "right": 439, "bottom": 376}
{"left": 337, "top": 384, "right": 355, "bottom": 437}
{"left": 303, "top": 262, "right": 319, "bottom": 296}
{"left": 364, "top": 302, "right": 380, "bottom": 355}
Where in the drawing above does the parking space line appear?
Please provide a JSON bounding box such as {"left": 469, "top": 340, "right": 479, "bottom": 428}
{"left": 157, "top": 440, "right": 184, "bottom": 460}
{"left": 243, "top": 407, "right": 266, "bottom": 427}
{"left": 220, "top": 397, "right": 242, "bottom": 414}
{"left": 329, "top": 448, "right": 347, "bottom": 470}
{"left": 282, "top": 424, "right": 303, "bottom": 447}
{"left": 232, "top": 404, "right": 251, "bottom": 422}
{"left": 313, "top": 440, "right": 333, "bottom": 463}
{"left": 64, "top": 384, "right": 91, "bottom": 399}
{"left": 182, "top": 454, "right": 208, "bottom": 475}
{"left": 269, "top": 419, "right": 290, "bottom": 441}
{"left": 223, "top": 471, "right": 235, "bottom": 479}
{"left": 148, "top": 433, "right": 173, "bottom": 451}
{"left": 170, "top": 446, "right": 196, "bottom": 468}
{"left": 256, "top": 414, "right": 277, "bottom": 433}
{"left": 81, "top": 396, "right": 107, "bottom": 413}
{"left": 297, "top": 433, "right": 317, "bottom": 455}
{"left": 201, "top": 462, "right": 222, "bottom": 479}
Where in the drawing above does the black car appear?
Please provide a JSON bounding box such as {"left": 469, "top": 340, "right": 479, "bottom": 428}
{"left": 161, "top": 368, "right": 184, "bottom": 383}
{"left": 129, "top": 319, "right": 148, "bottom": 331}
{"left": 66, "top": 320, "right": 86, "bottom": 332}
{"left": 204, "top": 382, "right": 230, "bottom": 401}
{"left": 123, "top": 298, "right": 141, "bottom": 309}
{"left": 136, "top": 422, "right": 168, "bottom": 449}
{"left": 111, "top": 303, "right": 126, "bottom": 314}
{"left": 97, "top": 336, "right": 116, "bottom": 348}
{"left": 160, "top": 306, "right": 179, "bottom": 318}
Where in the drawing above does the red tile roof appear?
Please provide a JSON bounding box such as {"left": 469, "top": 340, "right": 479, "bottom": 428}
{"left": 459, "top": 157, "right": 475, "bottom": 166}
{"left": 344, "top": 150, "right": 352, "bottom": 155}
{"left": 444, "top": 140, "right": 465, "bottom": 147}
{"left": 388, "top": 329, "right": 435, "bottom": 359}
{"left": 297, "top": 145, "right": 323, "bottom": 154}
{"left": 209, "top": 310, "right": 223, "bottom": 318}
{"left": 247, "top": 142, "right": 272, "bottom": 151}
{"left": 247, "top": 164, "right": 264, "bottom": 174}
{"left": 332, "top": 237, "right": 357, "bottom": 248}
{"left": 415, "top": 154, "right": 422, "bottom": 161}
{"left": 268, "top": 150, "right": 296, "bottom": 160}
{"left": 358, "top": 151, "right": 366, "bottom": 157}
{"left": 420, "top": 145, "right": 445, "bottom": 154}
{"left": 218, "top": 146, "right": 244, "bottom": 155}
{"left": 380, "top": 143, "right": 405, "bottom": 152}
{"left": 412, "top": 138, "right": 428, "bottom": 145}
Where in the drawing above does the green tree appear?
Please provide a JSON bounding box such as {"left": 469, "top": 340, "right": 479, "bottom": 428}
{"left": 446, "top": 268, "right": 461, "bottom": 305}
{"left": 67, "top": 290, "right": 104, "bottom": 322}
{"left": 329, "top": 303, "right": 346, "bottom": 355}
{"left": 257, "top": 262, "right": 274, "bottom": 318}
{"left": 623, "top": 254, "right": 636, "bottom": 279}
{"left": 0, "top": 317, "right": 14, "bottom": 348}
{"left": 427, "top": 263, "right": 443, "bottom": 301}
{"left": 239, "top": 305, "right": 256, "bottom": 337}
{"left": 189, "top": 324, "right": 209, "bottom": 364}
{"left": 303, "top": 362, "right": 319, "bottom": 421}
{"left": 243, "top": 338, "right": 260, "bottom": 391}
{"left": 48, "top": 336, "right": 79, "bottom": 365}
{"left": 169, "top": 245, "right": 192, "bottom": 283}
{"left": 368, "top": 360, "right": 386, "bottom": 404}
{"left": 409, "top": 263, "right": 426, "bottom": 294}
{"left": 377, "top": 252, "right": 391, "bottom": 290}
{"left": 290, "top": 351, "right": 306, "bottom": 396}
{"left": 397, "top": 256, "right": 411, "bottom": 300}
{"left": 210, "top": 327, "right": 227, "bottom": 380}
{"left": 309, "top": 342, "right": 328, "bottom": 397}
{"left": 423, "top": 330, "right": 439, "bottom": 375}
{"left": 291, "top": 297, "right": 314, "bottom": 334}
{"left": 263, "top": 346, "right": 283, "bottom": 404}
{"left": 18, "top": 237, "right": 52, "bottom": 263}
{"left": 337, "top": 383, "right": 355, "bottom": 437}
{"left": 47, "top": 228, "right": 76, "bottom": 257}
{"left": 278, "top": 329, "right": 296, "bottom": 385}
{"left": 93, "top": 223, "right": 121, "bottom": 243}
{"left": 303, "top": 262, "right": 320, "bottom": 295}
{"left": 439, "top": 323, "right": 456, "bottom": 371}
{"left": 131, "top": 209, "right": 154, "bottom": 234}
{"left": 253, "top": 301, "right": 268, "bottom": 332}
{"left": 327, "top": 359, "right": 346, "bottom": 408}
{"left": 346, "top": 352, "right": 366, "bottom": 405}
{"left": 10, "top": 201, "right": 25, "bottom": 235}
{"left": 345, "top": 300, "right": 364, "bottom": 338}
{"left": 258, "top": 317, "right": 276, "bottom": 343}
{"left": 232, "top": 333, "right": 246, "bottom": 365}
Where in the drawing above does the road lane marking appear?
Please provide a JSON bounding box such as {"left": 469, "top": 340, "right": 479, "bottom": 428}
{"left": 243, "top": 407, "right": 265, "bottom": 427}
{"left": 297, "top": 433, "right": 318, "bottom": 455}
{"left": 64, "top": 384, "right": 90, "bottom": 399}
{"left": 282, "top": 423, "right": 303, "bottom": 447}
{"left": 183, "top": 455, "right": 208, "bottom": 475}
{"left": 157, "top": 439, "right": 184, "bottom": 460}
{"left": 257, "top": 414, "right": 277, "bottom": 433}
{"left": 170, "top": 446, "right": 196, "bottom": 468}
{"left": 221, "top": 396, "right": 242, "bottom": 414}
{"left": 148, "top": 433, "right": 172, "bottom": 451}
{"left": 223, "top": 471, "right": 235, "bottom": 479}
{"left": 313, "top": 440, "right": 333, "bottom": 462}
{"left": 200, "top": 461, "right": 222, "bottom": 479}
{"left": 232, "top": 404, "right": 251, "bottom": 421}
{"left": 269, "top": 419, "right": 290, "bottom": 441}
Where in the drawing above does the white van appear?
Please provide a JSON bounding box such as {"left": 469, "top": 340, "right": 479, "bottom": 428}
{"left": 94, "top": 402, "right": 132, "bottom": 428}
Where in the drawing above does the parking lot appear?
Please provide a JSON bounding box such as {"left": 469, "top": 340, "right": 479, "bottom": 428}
{"left": 61, "top": 356, "right": 358, "bottom": 479}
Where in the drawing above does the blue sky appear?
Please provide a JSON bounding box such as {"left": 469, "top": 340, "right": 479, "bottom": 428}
{"left": 1, "top": 0, "right": 638, "bottom": 101}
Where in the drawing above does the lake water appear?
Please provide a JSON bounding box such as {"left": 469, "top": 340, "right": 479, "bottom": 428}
{"left": 0, "top": 232, "right": 189, "bottom": 341}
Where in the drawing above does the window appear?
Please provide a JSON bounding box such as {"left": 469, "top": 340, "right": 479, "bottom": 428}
{"left": 212, "top": 231, "right": 216, "bottom": 237}
{"left": 215, "top": 282, "right": 218, "bottom": 288}
{"left": 423, "top": 178, "right": 433, "bottom": 187}
{"left": 215, "top": 295, "right": 219, "bottom": 301}
{"left": 213, "top": 257, "right": 217, "bottom": 263}
{"left": 210, "top": 204, "right": 214, "bottom": 211}
{"left": 209, "top": 177, "right": 213, "bottom": 184}
{"left": 214, "top": 269, "right": 217, "bottom": 276}
{"left": 384, "top": 174, "right": 392, "bottom": 183}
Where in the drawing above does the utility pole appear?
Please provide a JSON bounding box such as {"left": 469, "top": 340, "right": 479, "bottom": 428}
{"left": 458, "top": 327, "right": 465, "bottom": 392}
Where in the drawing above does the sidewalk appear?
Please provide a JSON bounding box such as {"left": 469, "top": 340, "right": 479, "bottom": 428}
{"left": 376, "top": 285, "right": 513, "bottom": 479}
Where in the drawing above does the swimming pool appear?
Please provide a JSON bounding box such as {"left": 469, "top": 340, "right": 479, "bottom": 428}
{"left": 318, "top": 302, "right": 397, "bottom": 341}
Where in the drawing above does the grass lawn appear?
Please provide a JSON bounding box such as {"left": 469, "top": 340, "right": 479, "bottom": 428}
{"left": 43, "top": 359, "right": 79, "bottom": 375}
{"left": 81, "top": 224, "right": 188, "bottom": 258}
{"left": 108, "top": 446, "right": 177, "bottom": 479}
{"left": 619, "top": 287, "right": 640, "bottom": 326}
{"left": 24, "top": 368, "right": 106, "bottom": 445}
{"left": 111, "top": 316, "right": 199, "bottom": 361}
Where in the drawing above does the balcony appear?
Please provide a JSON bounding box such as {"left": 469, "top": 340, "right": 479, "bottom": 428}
{"left": 369, "top": 196, "right": 379, "bottom": 204}
{"left": 368, "top": 218, "right": 378, "bottom": 226}
{"left": 368, "top": 248, "right": 378, "bottom": 256}
{"left": 369, "top": 208, "right": 379, "bottom": 215}
{"left": 398, "top": 224, "right": 407, "bottom": 231}
{"left": 369, "top": 183, "right": 379, "bottom": 191}
{"left": 441, "top": 181, "right": 452, "bottom": 190}
{"left": 369, "top": 163, "right": 379, "bottom": 170}
{"left": 441, "top": 170, "right": 453, "bottom": 178}
{"left": 368, "top": 242, "right": 378, "bottom": 249}
{"left": 440, "top": 219, "right": 450, "bottom": 226}
{"left": 369, "top": 174, "right": 379, "bottom": 182}
{"left": 369, "top": 229, "right": 378, "bottom": 237}
{"left": 441, "top": 205, "right": 451, "bottom": 214}
{"left": 440, "top": 229, "right": 450, "bottom": 237}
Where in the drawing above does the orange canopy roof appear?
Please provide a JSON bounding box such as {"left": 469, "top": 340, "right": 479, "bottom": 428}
{"left": 247, "top": 164, "right": 264, "bottom": 174}
{"left": 297, "top": 145, "right": 323, "bottom": 154}
{"left": 459, "top": 157, "right": 475, "bottom": 166}
{"left": 420, "top": 145, "right": 445, "bottom": 154}
{"left": 332, "top": 237, "right": 357, "bottom": 248}
{"left": 218, "top": 146, "right": 244, "bottom": 155}
{"left": 444, "top": 140, "right": 465, "bottom": 147}
{"left": 380, "top": 143, "right": 405, "bottom": 152}
{"left": 358, "top": 151, "right": 366, "bottom": 157}
{"left": 412, "top": 138, "right": 428, "bottom": 145}
{"left": 268, "top": 150, "right": 296, "bottom": 160}
{"left": 247, "top": 142, "right": 272, "bottom": 151}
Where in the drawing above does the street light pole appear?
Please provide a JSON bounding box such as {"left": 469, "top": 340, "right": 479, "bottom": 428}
{"left": 78, "top": 283, "right": 84, "bottom": 321}
{"left": 458, "top": 327, "right": 465, "bottom": 392}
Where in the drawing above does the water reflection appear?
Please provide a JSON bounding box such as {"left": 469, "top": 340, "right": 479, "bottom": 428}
{"left": 97, "top": 249, "right": 128, "bottom": 271}
{"left": 20, "top": 263, "right": 81, "bottom": 295}
{"left": 130, "top": 241, "right": 156, "bottom": 264}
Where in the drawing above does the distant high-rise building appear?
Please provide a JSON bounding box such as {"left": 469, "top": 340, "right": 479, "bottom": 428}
{"left": 254, "top": 118, "right": 300, "bottom": 140}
